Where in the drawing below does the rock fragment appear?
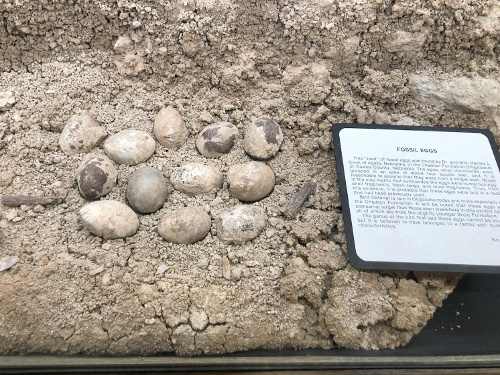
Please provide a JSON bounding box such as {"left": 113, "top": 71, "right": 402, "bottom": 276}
{"left": 216, "top": 205, "right": 267, "bottom": 244}
{"left": 104, "top": 129, "right": 155, "bottom": 165}
{"left": 282, "top": 63, "right": 331, "bottom": 107}
{"left": 0, "top": 256, "right": 19, "bottom": 272}
{"left": 127, "top": 167, "right": 168, "bottom": 213}
{"left": 170, "top": 163, "right": 223, "bottom": 195}
{"left": 222, "top": 256, "right": 231, "bottom": 280}
{"left": 114, "top": 53, "right": 145, "bottom": 77}
{"left": 383, "top": 31, "right": 427, "bottom": 53}
{"left": 243, "top": 116, "right": 283, "bottom": 160}
{"left": 410, "top": 75, "right": 500, "bottom": 116}
{"left": 59, "top": 114, "right": 107, "bottom": 155}
{"left": 196, "top": 122, "right": 239, "bottom": 158}
{"left": 158, "top": 206, "right": 211, "bottom": 244}
{"left": 190, "top": 309, "right": 208, "bottom": 331}
{"left": 76, "top": 155, "right": 117, "bottom": 200}
{"left": 156, "top": 264, "right": 168, "bottom": 275}
{"left": 0, "top": 92, "right": 15, "bottom": 111}
{"left": 113, "top": 35, "right": 133, "bottom": 53}
{"left": 154, "top": 106, "right": 189, "bottom": 150}
{"left": 0, "top": 170, "right": 15, "bottom": 187}
{"left": 227, "top": 161, "right": 275, "bottom": 202}
{"left": 80, "top": 200, "right": 139, "bottom": 239}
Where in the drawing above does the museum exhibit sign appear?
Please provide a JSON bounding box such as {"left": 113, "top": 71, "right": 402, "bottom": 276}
{"left": 332, "top": 123, "right": 500, "bottom": 273}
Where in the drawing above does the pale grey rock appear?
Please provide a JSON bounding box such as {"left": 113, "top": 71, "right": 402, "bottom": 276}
{"left": 170, "top": 163, "right": 223, "bottom": 195}
{"left": 478, "top": 5, "right": 500, "bottom": 34}
{"left": 395, "top": 116, "right": 420, "bottom": 126}
{"left": 158, "top": 206, "right": 211, "bottom": 244}
{"left": 216, "top": 205, "right": 267, "bottom": 244}
{"left": 0, "top": 256, "right": 19, "bottom": 271}
{"left": 0, "top": 92, "right": 15, "bottom": 111}
{"left": 80, "top": 200, "right": 139, "bottom": 239}
{"left": 104, "top": 129, "right": 155, "bottom": 165}
{"left": 155, "top": 264, "right": 168, "bottom": 275}
{"left": 384, "top": 31, "right": 427, "bottom": 53}
{"left": 410, "top": 74, "right": 500, "bottom": 116}
{"left": 154, "top": 106, "right": 189, "bottom": 150}
{"left": 190, "top": 309, "right": 208, "bottom": 331}
{"left": 374, "top": 112, "right": 391, "bottom": 125}
{"left": 114, "top": 53, "right": 145, "bottom": 77}
{"left": 77, "top": 155, "right": 117, "bottom": 200}
{"left": 196, "top": 122, "right": 239, "bottom": 158}
{"left": 227, "top": 161, "right": 275, "bottom": 202}
{"left": 243, "top": 116, "right": 283, "bottom": 160}
{"left": 282, "top": 63, "right": 332, "bottom": 107}
{"left": 127, "top": 167, "right": 168, "bottom": 213}
{"left": 113, "top": 35, "right": 133, "bottom": 53}
{"left": 59, "top": 114, "right": 107, "bottom": 155}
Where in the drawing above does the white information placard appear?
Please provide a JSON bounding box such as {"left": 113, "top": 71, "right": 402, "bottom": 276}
{"left": 332, "top": 124, "right": 500, "bottom": 273}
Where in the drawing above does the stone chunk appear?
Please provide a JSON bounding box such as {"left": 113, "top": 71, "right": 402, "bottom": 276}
{"left": 410, "top": 74, "right": 500, "bottom": 116}
{"left": 0, "top": 92, "right": 15, "bottom": 111}
{"left": 383, "top": 31, "right": 426, "bottom": 53}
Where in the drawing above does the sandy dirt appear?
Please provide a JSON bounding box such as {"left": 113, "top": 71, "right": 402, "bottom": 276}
{"left": 0, "top": 0, "right": 498, "bottom": 356}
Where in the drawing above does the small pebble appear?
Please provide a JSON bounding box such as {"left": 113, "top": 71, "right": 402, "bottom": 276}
{"left": 0, "top": 92, "right": 15, "bottom": 111}
{"left": 222, "top": 256, "right": 231, "bottom": 280}
{"left": 243, "top": 116, "right": 283, "bottom": 160}
{"left": 59, "top": 114, "right": 107, "bottom": 155}
{"left": 127, "top": 167, "right": 168, "bottom": 213}
{"left": 76, "top": 155, "right": 117, "bottom": 200}
{"left": 90, "top": 265, "right": 105, "bottom": 276}
{"left": 80, "top": 200, "right": 140, "bottom": 239}
{"left": 154, "top": 106, "right": 189, "bottom": 150}
{"left": 227, "top": 161, "right": 275, "bottom": 202}
{"left": 113, "top": 35, "right": 132, "bottom": 53}
{"left": 0, "top": 170, "right": 15, "bottom": 187}
{"left": 104, "top": 129, "right": 155, "bottom": 165}
{"left": 216, "top": 205, "right": 268, "bottom": 244}
{"left": 170, "top": 163, "right": 223, "bottom": 195}
{"left": 196, "top": 122, "right": 239, "bottom": 158}
{"left": 0, "top": 256, "right": 19, "bottom": 271}
{"left": 156, "top": 264, "right": 168, "bottom": 275}
{"left": 158, "top": 206, "right": 211, "bottom": 244}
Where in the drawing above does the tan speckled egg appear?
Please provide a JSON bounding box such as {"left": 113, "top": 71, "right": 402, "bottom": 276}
{"left": 76, "top": 155, "right": 117, "bottom": 200}
{"left": 103, "top": 129, "right": 155, "bottom": 165}
{"left": 196, "top": 122, "right": 239, "bottom": 158}
{"left": 158, "top": 206, "right": 211, "bottom": 244}
{"left": 227, "top": 161, "right": 275, "bottom": 202}
{"left": 80, "top": 200, "right": 139, "bottom": 240}
{"left": 59, "top": 114, "right": 107, "bottom": 155}
{"left": 216, "top": 205, "right": 267, "bottom": 244}
{"left": 170, "top": 163, "right": 223, "bottom": 195}
{"left": 154, "top": 106, "right": 189, "bottom": 149}
{"left": 243, "top": 116, "right": 283, "bottom": 160}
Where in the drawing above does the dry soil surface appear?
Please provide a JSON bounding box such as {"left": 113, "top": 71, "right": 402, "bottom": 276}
{"left": 1, "top": 0, "right": 499, "bottom": 356}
